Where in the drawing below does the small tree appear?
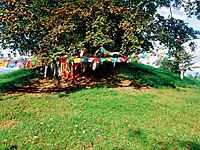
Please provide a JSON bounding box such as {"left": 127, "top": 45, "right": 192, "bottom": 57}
{"left": 152, "top": 14, "right": 197, "bottom": 74}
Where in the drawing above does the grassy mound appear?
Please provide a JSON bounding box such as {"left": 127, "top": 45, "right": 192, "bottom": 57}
{"left": 0, "top": 63, "right": 200, "bottom": 149}
{"left": 115, "top": 63, "right": 200, "bottom": 88}
{"left": 0, "top": 63, "right": 199, "bottom": 93}
{"left": 0, "top": 68, "right": 37, "bottom": 92}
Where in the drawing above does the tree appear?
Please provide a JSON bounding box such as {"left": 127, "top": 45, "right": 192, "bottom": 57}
{"left": 151, "top": 14, "right": 197, "bottom": 73}
{"left": 0, "top": 0, "right": 156, "bottom": 55}
{"left": 173, "top": 0, "right": 200, "bottom": 20}
{"left": 0, "top": 0, "right": 198, "bottom": 74}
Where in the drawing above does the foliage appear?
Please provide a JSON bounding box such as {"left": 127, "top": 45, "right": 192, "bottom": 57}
{"left": 1, "top": 0, "right": 151, "bottom": 56}
{"left": 0, "top": 0, "right": 199, "bottom": 73}
{"left": 174, "top": 0, "right": 200, "bottom": 20}
{"left": 158, "top": 53, "right": 195, "bottom": 74}
{"left": 0, "top": 1, "right": 197, "bottom": 55}
{"left": 151, "top": 15, "right": 197, "bottom": 73}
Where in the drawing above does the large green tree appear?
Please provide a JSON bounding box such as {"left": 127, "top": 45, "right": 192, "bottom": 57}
{"left": 0, "top": 0, "right": 167, "bottom": 55}
{"left": 0, "top": 0, "right": 198, "bottom": 71}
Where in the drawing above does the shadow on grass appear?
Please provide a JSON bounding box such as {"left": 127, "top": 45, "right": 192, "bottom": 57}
{"left": 0, "top": 68, "right": 39, "bottom": 93}
{"left": 159, "top": 139, "right": 200, "bottom": 150}
{"left": 1, "top": 62, "right": 200, "bottom": 94}
{"left": 115, "top": 63, "right": 200, "bottom": 88}
{"left": 14, "top": 64, "right": 132, "bottom": 93}
{"left": 1, "top": 63, "right": 149, "bottom": 94}
{"left": 178, "top": 140, "right": 200, "bottom": 150}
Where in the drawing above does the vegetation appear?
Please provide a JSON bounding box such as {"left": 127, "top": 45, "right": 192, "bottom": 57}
{"left": 0, "top": 86, "right": 199, "bottom": 149}
{"left": 0, "top": 0, "right": 198, "bottom": 72}
{"left": 0, "top": 68, "right": 37, "bottom": 92}
{"left": 152, "top": 16, "right": 197, "bottom": 73}
{"left": 1, "top": 63, "right": 200, "bottom": 93}
{"left": 173, "top": 0, "right": 200, "bottom": 20}
{"left": 0, "top": 63, "right": 200, "bottom": 149}
{"left": 115, "top": 63, "right": 200, "bottom": 88}
{"left": 0, "top": 1, "right": 200, "bottom": 147}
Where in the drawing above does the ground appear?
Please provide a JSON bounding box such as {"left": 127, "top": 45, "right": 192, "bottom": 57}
{"left": 7, "top": 68, "right": 150, "bottom": 94}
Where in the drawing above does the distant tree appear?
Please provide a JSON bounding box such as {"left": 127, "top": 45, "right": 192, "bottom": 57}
{"left": 152, "top": 14, "right": 197, "bottom": 73}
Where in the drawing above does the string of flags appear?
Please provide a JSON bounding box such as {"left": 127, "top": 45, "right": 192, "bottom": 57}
{"left": 0, "top": 56, "right": 129, "bottom": 71}
{"left": 0, "top": 52, "right": 171, "bottom": 69}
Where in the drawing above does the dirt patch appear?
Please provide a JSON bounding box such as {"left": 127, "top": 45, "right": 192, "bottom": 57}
{"left": 111, "top": 86, "right": 154, "bottom": 95}
{"left": 0, "top": 120, "right": 16, "bottom": 130}
{"left": 7, "top": 76, "right": 147, "bottom": 94}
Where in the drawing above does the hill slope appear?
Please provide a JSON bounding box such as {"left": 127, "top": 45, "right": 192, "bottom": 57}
{"left": 0, "top": 63, "right": 200, "bottom": 93}
{"left": 0, "top": 63, "right": 200, "bottom": 149}
{"left": 114, "top": 63, "right": 200, "bottom": 88}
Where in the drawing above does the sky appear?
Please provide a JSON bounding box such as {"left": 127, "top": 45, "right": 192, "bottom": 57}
{"left": 157, "top": 7, "right": 200, "bottom": 31}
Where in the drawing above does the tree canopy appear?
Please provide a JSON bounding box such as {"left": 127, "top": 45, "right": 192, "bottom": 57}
{"left": 0, "top": 0, "right": 199, "bottom": 67}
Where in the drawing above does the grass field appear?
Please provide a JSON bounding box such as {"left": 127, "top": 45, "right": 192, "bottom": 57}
{"left": 0, "top": 63, "right": 200, "bottom": 149}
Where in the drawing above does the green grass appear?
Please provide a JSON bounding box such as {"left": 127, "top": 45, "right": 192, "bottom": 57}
{"left": 115, "top": 63, "right": 200, "bottom": 88}
{"left": 0, "top": 87, "right": 200, "bottom": 149}
{"left": 0, "top": 68, "right": 38, "bottom": 92}
{"left": 0, "top": 63, "right": 199, "bottom": 93}
{"left": 0, "top": 63, "right": 200, "bottom": 149}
